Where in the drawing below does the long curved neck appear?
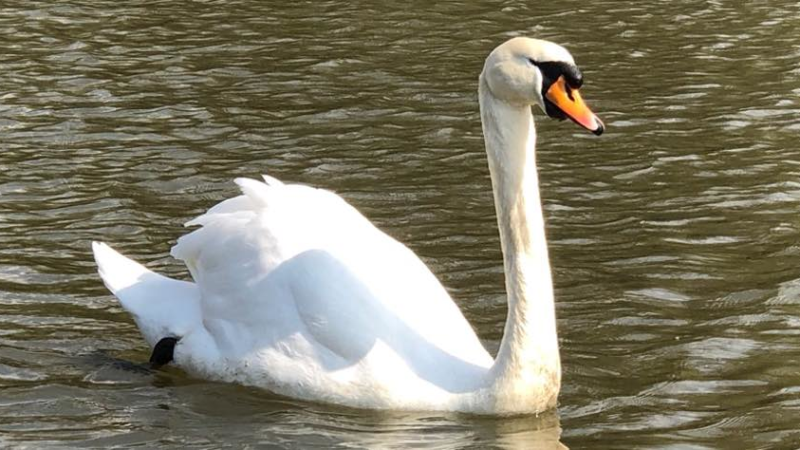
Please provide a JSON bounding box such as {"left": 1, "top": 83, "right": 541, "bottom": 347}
{"left": 479, "top": 76, "right": 560, "bottom": 407}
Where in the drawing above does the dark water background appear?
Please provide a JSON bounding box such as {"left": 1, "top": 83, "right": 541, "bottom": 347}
{"left": 2, "top": 1, "right": 800, "bottom": 448}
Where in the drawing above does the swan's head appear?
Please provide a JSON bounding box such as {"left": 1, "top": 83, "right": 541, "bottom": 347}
{"left": 481, "top": 37, "right": 604, "bottom": 135}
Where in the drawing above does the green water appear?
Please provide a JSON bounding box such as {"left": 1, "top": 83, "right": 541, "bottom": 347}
{"left": 2, "top": 1, "right": 800, "bottom": 448}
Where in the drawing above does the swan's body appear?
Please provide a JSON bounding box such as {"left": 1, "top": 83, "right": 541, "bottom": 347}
{"left": 93, "top": 37, "right": 602, "bottom": 415}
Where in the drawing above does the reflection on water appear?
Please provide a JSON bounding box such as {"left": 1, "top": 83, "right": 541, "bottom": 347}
{"left": 1, "top": 0, "right": 800, "bottom": 448}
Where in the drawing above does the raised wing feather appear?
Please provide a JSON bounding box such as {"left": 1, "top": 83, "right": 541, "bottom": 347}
{"left": 92, "top": 242, "right": 202, "bottom": 348}
{"left": 170, "top": 177, "right": 492, "bottom": 369}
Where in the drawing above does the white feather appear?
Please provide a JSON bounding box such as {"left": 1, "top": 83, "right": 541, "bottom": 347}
{"left": 92, "top": 37, "right": 600, "bottom": 414}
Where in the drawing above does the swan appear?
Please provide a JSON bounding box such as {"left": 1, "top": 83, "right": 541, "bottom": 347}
{"left": 92, "top": 37, "right": 603, "bottom": 415}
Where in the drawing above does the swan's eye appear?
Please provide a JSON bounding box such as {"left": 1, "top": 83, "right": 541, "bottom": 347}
{"left": 565, "top": 69, "right": 583, "bottom": 89}
{"left": 527, "top": 57, "right": 537, "bottom": 66}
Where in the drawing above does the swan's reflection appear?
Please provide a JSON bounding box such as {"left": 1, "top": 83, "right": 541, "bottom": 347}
{"left": 142, "top": 381, "right": 569, "bottom": 449}
{"left": 489, "top": 411, "right": 567, "bottom": 450}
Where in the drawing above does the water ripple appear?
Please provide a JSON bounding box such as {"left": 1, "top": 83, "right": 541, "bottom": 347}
{"left": 2, "top": 0, "right": 800, "bottom": 448}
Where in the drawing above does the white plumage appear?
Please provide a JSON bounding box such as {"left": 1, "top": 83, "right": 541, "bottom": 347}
{"left": 93, "top": 37, "right": 603, "bottom": 414}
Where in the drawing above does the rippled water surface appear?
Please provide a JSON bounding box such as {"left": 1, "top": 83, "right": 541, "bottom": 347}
{"left": 2, "top": 1, "right": 800, "bottom": 448}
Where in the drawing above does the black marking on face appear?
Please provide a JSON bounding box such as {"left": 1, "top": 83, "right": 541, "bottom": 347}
{"left": 537, "top": 61, "right": 583, "bottom": 89}
{"left": 528, "top": 60, "right": 584, "bottom": 120}
{"left": 150, "top": 336, "right": 179, "bottom": 369}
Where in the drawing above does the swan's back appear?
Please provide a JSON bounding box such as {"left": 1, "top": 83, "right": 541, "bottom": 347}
{"left": 94, "top": 176, "right": 495, "bottom": 408}
{"left": 171, "top": 177, "right": 490, "bottom": 366}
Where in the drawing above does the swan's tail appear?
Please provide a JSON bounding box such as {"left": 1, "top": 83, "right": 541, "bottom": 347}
{"left": 92, "top": 242, "right": 202, "bottom": 348}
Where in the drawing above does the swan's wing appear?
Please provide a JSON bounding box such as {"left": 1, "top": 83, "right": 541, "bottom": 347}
{"left": 170, "top": 177, "right": 492, "bottom": 368}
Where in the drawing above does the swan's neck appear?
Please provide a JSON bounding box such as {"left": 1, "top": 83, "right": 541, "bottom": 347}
{"left": 479, "top": 76, "right": 560, "bottom": 408}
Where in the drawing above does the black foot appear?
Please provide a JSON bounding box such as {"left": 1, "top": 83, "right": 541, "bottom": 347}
{"left": 150, "top": 337, "right": 179, "bottom": 369}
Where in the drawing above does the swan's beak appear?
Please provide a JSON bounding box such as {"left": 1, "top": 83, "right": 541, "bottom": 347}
{"left": 545, "top": 76, "right": 604, "bottom": 136}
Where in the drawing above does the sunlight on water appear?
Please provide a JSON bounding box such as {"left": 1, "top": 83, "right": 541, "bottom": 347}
{"left": 2, "top": 0, "right": 800, "bottom": 448}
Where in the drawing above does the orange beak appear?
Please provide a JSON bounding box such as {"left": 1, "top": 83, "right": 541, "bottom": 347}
{"left": 545, "top": 76, "right": 604, "bottom": 135}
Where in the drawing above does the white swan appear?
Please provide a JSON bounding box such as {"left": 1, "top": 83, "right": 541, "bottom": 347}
{"left": 92, "top": 37, "right": 603, "bottom": 415}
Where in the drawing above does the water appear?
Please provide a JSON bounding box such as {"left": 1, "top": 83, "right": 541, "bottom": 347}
{"left": 2, "top": 0, "right": 800, "bottom": 448}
